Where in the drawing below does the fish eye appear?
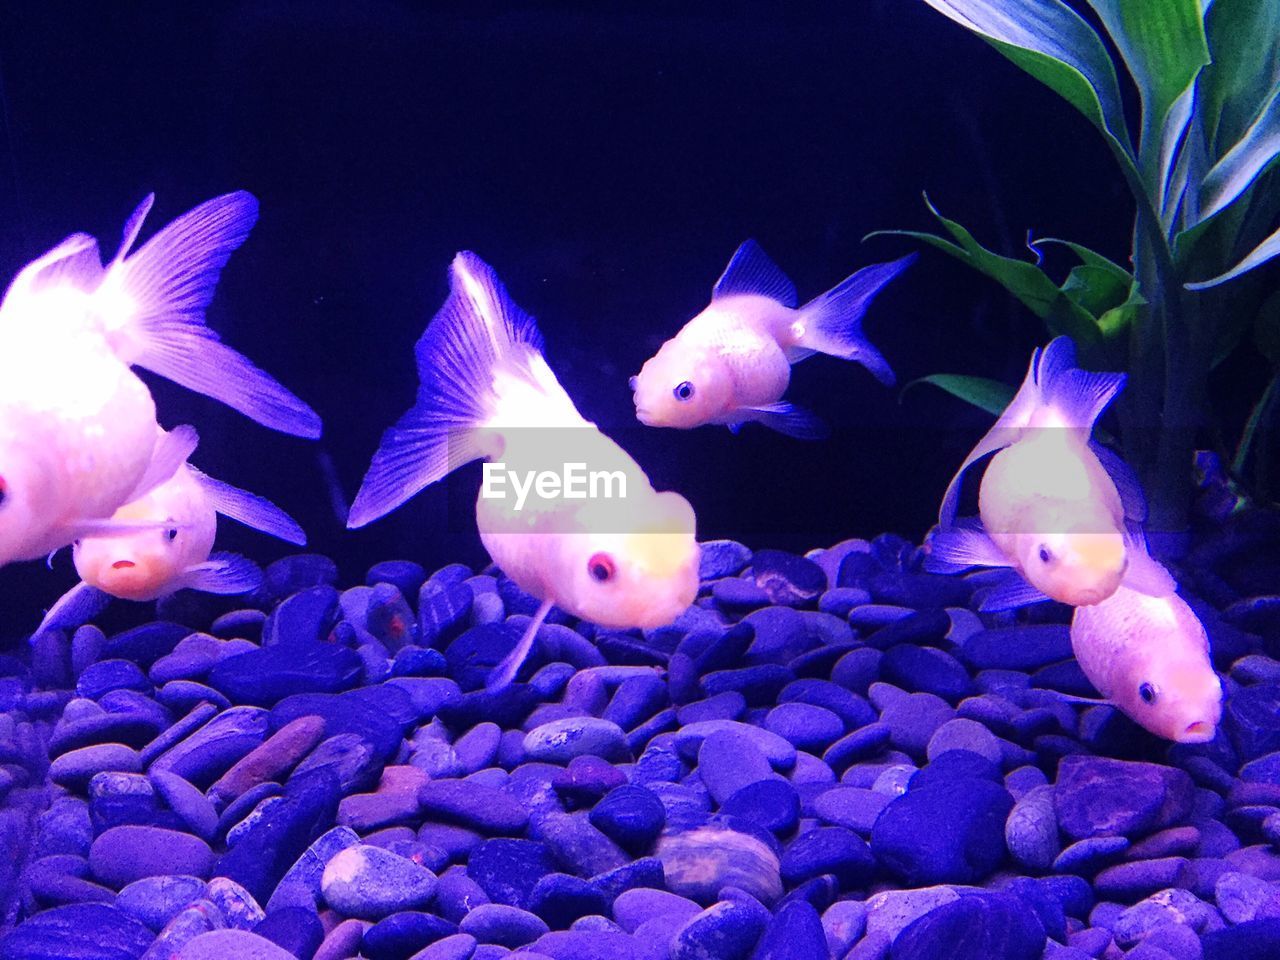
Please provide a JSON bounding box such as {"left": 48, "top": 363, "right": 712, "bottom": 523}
{"left": 628, "top": 376, "right": 638, "bottom": 392}
{"left": 587, "top": 552, "right": 616, "bottom": 583}
{"left": 673, "top": 381, "right": 695, "bottom": 402}
{"left": 1139, "top": 682, "right": 1158, "bottom": 705}
{"left": 1037, "top": 544, "right": 1054, "bottom": 565}
{"left": 165, "top": 521, "right": 179, "bottom": 542}
{"left": 0, "top": 476, "right": 7, "bottom": 508}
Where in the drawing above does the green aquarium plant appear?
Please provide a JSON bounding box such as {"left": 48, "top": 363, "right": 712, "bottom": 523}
{"left": 885, "top": 0, "right": 1280, "bottom": 544}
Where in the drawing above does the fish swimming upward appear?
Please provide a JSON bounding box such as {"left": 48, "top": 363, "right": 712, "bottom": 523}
{"left": 348, "top": 252, "right": 700, "bottom": 690}
{"left": 36, "top": 429, "right": 307, "bottom": 634}
{"left": 927, "top": 336, "right": 1170, "bottom": 608}
{"left": 630, "top": 240, "right": 914, "bottom": 438}
{"left": 1070, "top": 575, "right": 1222, "bottom": 743}
{"left": 0, "top": 192, "right": 320, "bottom": 568}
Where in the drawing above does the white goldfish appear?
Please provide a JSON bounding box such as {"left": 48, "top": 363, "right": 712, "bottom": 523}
{"left": 928, "top": 336, "right": 1169, "bottom": 608}
{"left": 1071, "top": 579, "right": 1222, "bottom": 743}
{"left": 0, "top": 192, "right": 320, "bottom": 568}
{"left": 37, "top": 434, "right": 306, "bottom": 633}
{"left": 630, "top": 240, "right": 913, "bottom": 438}
{"left": 348, "top": 252, "right": 700, "bottom": 689}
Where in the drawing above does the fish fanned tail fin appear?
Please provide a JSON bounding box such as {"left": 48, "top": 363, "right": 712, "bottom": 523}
{"left": 1036, "top": 336, "right": 1125, "bottom": 432}
{"left": 712, "top": 240, "right": 798, "bottom": 306}
{"left": 794, "top": 253, "right": 915, "bottom": 386}
{"left": 349, "top": 251, "right": 547, "bottom": 528}
{"left": 106, "top": 191, "right": 322, "bottom": 439}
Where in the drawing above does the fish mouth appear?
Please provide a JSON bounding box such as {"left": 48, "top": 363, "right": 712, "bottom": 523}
{"left": 1182, "top": 720, "right": 1213, "bottom": 741}
{"left": 111, "top": 560, "right": 136, "bottom": 570}
{"left": 635, "top": 407, "right": 655, "bottom": 425}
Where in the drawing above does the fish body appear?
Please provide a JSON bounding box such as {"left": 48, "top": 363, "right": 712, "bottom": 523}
{"left": 0, "top": 192, "right": 319, "bottom": 567}
{"left": 37, "top": 443, "right": 306, "bottom": 634}
{"left": 631, "top": 240, "right": 913, "bottom": 438}
{"left": 932, "top": 337, "right": 1145, "bottom": 607}
{"left": 349, "top": 252, "right": 700, "bottom": 687}
{"left": 1071, "top": 581, "right": 1222, "bottom": 743}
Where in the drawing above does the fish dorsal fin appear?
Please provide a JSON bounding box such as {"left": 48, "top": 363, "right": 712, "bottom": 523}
{"left": 169, "top": 551, "right": 263, "bottom": 595}
{"left": 1037, "top": 336, "right": 1126, "bottom": 431}
{"left": 193, "top": 469, "right": 307, "bottom": 545}
{"left": 938, "top": 345, "right": 1046, "bottom": 527}
{"left": 4, "top": 234, "right": 105, "bottom": 309}
{"left": 114, "top": 193, "right": 156, "bottom": 263}
{"left": 127, "top": 425, "right": 199, "bottom": 502}
{"left": 712, "top": 240, "right": 798, "bottom": 307}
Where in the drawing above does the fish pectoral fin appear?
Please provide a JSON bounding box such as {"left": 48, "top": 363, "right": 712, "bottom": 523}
{"left": 69, "top": 517, "right": 194, "bottom": 539}
{"left": 924, "top": 518, "right": 1010, "bottom": 572}
{"left": 976, "top": 569, "right": 1053, "bottom": 612}
{"left": 1121, "top": 523, "right": 1178, "bottom": 597}
{"left": 34, "top": 582, "right": 111, "bottom": 637}
{"left": 127, "top": 424, "right": 199, "bottom": 502}
{"left": 192, "top": 468, "right": 307, "bottom": 545}
{"left": 169, "top": 552, "right": 263, "bottom": 595}
{"left": 1043, "top": 691, "right": 1109, "bottom": 707}
{"left": 106, "top": 192, "right": 322, "bottom": 439}
{"left": 1090, "top": 441, "right": 1147, "bottom": 523}
{"left": 737, "top": 402, "right": 830, "bottom": 440}
{"left": 486, "top": 596, "right": 555, "bottom": 691}
{"left": 712, "top": 239, "right": 798, "bottom": 307}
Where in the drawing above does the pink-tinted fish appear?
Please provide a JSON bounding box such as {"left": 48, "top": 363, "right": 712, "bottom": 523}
{"left": 630, "top": 240, "right": 913, "bottom": 438}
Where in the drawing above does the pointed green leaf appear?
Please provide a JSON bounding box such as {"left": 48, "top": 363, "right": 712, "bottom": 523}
{"left": 1199, "top": 81, "right": 1280, "bottom": 222}
{"left": 921, "top": 0, "right": 1136, "bottom": 162}
{"left": 1187, "top": 220, "right": 1280, "bottom": 288}
{"left": 901, "top": 374, "right": 1015, "bottom": 417}
{"left": 871, "top": 199, "right": 1104, "bottom": 349}
{"left": 1157, "top": 75, "right": 1200, "bottom": 231}
{"left": 1098, "top": 283, "right": 1146, "bottom": 339}
{"left": 1083, "top": 0, "right": 1209, "bottom": 165}
{"left": 1232, "top": 372, "right": 1279, "bottom": 475}
{"left": 1199, "top": 0, "right": 1280, "bottom": 157}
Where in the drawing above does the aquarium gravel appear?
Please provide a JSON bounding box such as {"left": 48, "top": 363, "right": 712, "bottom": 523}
{"left": 0, "top": 511, "right": 1277, "bottom": 960}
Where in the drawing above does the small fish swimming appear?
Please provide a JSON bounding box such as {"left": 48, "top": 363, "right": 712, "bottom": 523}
{"left": 928, "top": 336, "right": 1167, "bottom": 607}
{"left": 630, "top": 240, "right": 914, "bottom": 438}
{"left": 348, "top": 252, "right": 700, "bottom": 689}
{"left": 0, "top": 192, "right": 320, "bottom": 568}
{"left": 37, "top": 430, "right": 306, "bottom": 634}
{"left": 1070, "top": 576, "right": 1222, "bottom": 743}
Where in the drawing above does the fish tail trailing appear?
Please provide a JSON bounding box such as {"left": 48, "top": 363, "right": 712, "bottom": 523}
{"left": 104, "top": 192, "right": 322, "bottom": 439}
{"left": 347, "top": 251, "right": 550, "bottom": 528}
{"left": 794, "top": 253, "right": 915, "bottom": 386}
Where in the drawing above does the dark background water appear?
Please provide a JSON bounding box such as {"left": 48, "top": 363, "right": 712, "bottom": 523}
{"left": 0, "top": 0, "right": 1137, "bottom": 641}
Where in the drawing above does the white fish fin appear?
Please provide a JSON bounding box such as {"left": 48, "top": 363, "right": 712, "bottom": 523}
{"left": 192, "top": 469, "right": 307, "bottom": 545}
{"left": 105, "top": 192, "right": 322, "bottom": 439}
{"left": 793, "top": 253, "right": 915, "bottom": 386}
{"left": 35, "top": 582, "right": 111, "bottom": 635}
{"left": 712, "top": 240, "right": 798, "bottom": 307}
{"left": 1044, "top": 690, "right": 1110, "bottom": 706}
{"left": 938, "top": 343, "right": 1048, "bottom": 528}
{"left": 487, "top": 597, "right": 555, "bottom": 691}
{"left": 1090, "top": 441, "right": 1147, "bottom": 523}
{"left": 1037, "top": 336, "right": 1125, "bottom": 431}
{"left": 69, "top": 517, "right": 193, "bottom": 539}
{"left": 977, "top": 570, "right": 1053, "bottom": 612}
{"left": 924, "top": 519, "right": 1011, "bottom": 572}
{"left": 19, "top": 233, "right": 105, "bottom": 296}
{"left": 1121, "top": 523, "right": 1178, "bottom": 597}
{"left": 348, "top": 251, "right": 547, "bottom": 528}
{"left": 169, "top": 551, "right": 263, "bottom": 595}
{"left": 127, "top": 425, "right": 199, "bottom": 502}
{"left": 738, "top": 402, "right": 830, "bottom": 440}
{"left": 112, "top": 194, "right": 156, "bottom": 263}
